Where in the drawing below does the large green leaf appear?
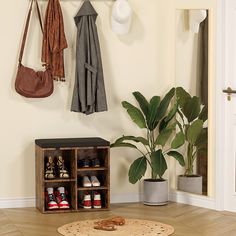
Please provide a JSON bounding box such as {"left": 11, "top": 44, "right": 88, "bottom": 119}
{"left": 167, "top": 151, "right": 185, "bottom": 166}
{"left": 159, "top": 118, "right": 168, "bottom": 133}
{"left": 155, "top": 88, "right": 175, "bottom": 122}
{"left": 110, "top": 142, "right": 138, "bottom": 149}
{"left": 198, "top": 105, "right": 208, "bottom": 122}
{"left": 151, "top": 149, "right": 167, "bottom": 178}
{"left": 165, "top": 102, "right": 178, "bottom": 123}
{"left": 122, "top": 101, "right": 147, "bottom": 129}
{"left": 128, "top": 156, "right": 147, "bottom": 184}
{"left": 159, "top": 103, "right": 178, "bottom": 132}
{"left": 171, "top": 131, "right": 185, "bottom": 149}
{"left": 155, "top": 124, "right": 175, "bottom": 147}
{"left": 114, "top": 135, "right": 149, "bottom": 146}
{"left": 147, "top": 96, "right": 161, "bottom": 130}
{"left": 187, "top": 120, "right": 204, "bottom": 144}
{"left": 176, "top": 87, "right": 191, "bottom": 108}
{"left": 195, "top": 128, "right": 208, "bottom": 148}
{"left": 133, "top": 91, "right": 150, "bottom": 119}
{"left": 182, "top": 96, "right": 201, "bottom": 123}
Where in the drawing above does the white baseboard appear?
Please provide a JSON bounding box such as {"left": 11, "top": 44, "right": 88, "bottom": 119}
{"left": 0, "top": 193, "right": 141, "bottom": 209}
{"left": 111, "top": 193, "right": 141, "bottom": 204}
{"left": 0, "top": 197, "right": 35, "bottom": 209}
{"left": 169, "top": 190, "right": 216, "bottom": 210}
{"left": 0, "top": 192, "right": 216, "bottom": 210}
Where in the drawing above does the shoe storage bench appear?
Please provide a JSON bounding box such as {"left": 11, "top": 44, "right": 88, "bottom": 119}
{"left": 35, "top": 137, "right": 110, "bottom": 214}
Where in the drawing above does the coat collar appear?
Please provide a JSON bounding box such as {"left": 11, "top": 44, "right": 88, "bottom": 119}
{"left": 75, "top": 1, "right": 98, "bottom": 22}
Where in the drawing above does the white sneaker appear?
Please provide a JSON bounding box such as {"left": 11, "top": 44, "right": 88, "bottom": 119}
{"left": 83, "top": 176, "right": 92, "bottom": 187}
{"left": 91, "top": 176, "right": 100, "bottom": 187}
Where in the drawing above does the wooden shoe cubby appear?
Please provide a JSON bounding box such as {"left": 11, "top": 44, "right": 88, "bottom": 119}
{"left": 35, "top": 137, "right": 110, "bottom": 214}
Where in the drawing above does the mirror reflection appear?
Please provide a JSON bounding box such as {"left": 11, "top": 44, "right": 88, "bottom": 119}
{"left": 175, "top": 9, "right": 208, "bottom": 196}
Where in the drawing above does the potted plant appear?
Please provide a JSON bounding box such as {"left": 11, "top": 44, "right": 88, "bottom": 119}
{"left": 175, "top": 87, "right": 208, "bottom": 194}
{"left": 111, "top": 88, "right": 185, "bottom": 205}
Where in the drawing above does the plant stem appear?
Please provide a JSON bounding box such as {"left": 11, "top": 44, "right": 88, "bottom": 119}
{"left": 135, "top": 139, "right": 155, "bottom": 177}
{"left": 136, "top": 148, "right": 146, "bottom": 158}
{"left": 147, "top": 129, "right": 156, "bottom": 179}
{"left": 143, "top": 144, "right": 150, "bottom": 156}
{"left": 187, "top": 143, "right": 194, "bottom": 175}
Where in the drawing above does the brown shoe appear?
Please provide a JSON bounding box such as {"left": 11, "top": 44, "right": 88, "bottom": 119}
{"left": 45, "top": 156, "right": 56, "bottom": 179}
{"left": 94, "top": 223, "right": 116, "bottom": 231}
{"left": 57, "top": 156, "right": 69, "bottom": 178}
{"left": 96, "top": 216, "right": 125, "bottom": 226}
{"left": 108, "top": 216, "right": 125, "bottom": 226}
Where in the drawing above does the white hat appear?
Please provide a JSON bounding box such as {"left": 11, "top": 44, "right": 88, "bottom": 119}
{"left": 189, "top": 9, "right": 207, "bottom": 33}
{"left": 111, "top": 0, "right": 132, "bottom": 35}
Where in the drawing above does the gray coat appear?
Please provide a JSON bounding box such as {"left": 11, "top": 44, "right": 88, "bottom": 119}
{"left": 71, "top": 0, "right": 108, "bottom": 115}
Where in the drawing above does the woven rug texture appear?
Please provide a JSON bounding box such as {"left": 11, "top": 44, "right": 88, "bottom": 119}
{"left": 58, "top": 218, "right": 174, "bottom": 236}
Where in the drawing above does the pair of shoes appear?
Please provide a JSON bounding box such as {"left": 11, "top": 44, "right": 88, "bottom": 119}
{"left": 45, "top": 187, "right": 70, "bottom": 210}
{"left": 45, "top": 156, "right": 70, "bottom": 179}
{"left": 83, "top": 192, "right": 101, "bottom": 209}
{"left": 78, "top": 157, "right": 100, "bottom": 168}
{"left": 96, "top": 216, "right": 125, "bottom": 226}
{"left": 83, "top": 176, "right": 100, "bottom": 187}
{"left": 94, "top": 216, "right": 125, "bottom": 231}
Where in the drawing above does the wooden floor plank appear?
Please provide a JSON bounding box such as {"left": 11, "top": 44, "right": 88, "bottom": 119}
{"left": 1, "top": 202, "right": 236, "bottom": 235}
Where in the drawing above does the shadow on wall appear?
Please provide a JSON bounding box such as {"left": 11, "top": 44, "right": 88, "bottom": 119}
{"left": 110, "top": 148, "right": 140, "bottom": 194}
{"left": 176, "top": 10, "right": 190, "bottom": 44}
{"left": 117, "top": 156, "right": 132, "bottom": 184}
{"left": 113, "top": 11, "right": 145, "bottom": 45}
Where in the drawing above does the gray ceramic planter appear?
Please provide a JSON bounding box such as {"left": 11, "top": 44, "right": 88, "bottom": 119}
{"left": 143, "top": 179, "right": 168, "bottom": 205}
{"left": 178, "top": 175, "right": 203, "bottom": 195}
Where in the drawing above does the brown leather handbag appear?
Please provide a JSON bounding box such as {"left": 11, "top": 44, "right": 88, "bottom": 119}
{"left": 15, "top": 0, "right": 54, "bottom": 98}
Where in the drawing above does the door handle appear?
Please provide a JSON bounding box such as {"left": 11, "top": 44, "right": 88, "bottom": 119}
{"left": 223, "top": 87, "right": 236, "bottom": 101}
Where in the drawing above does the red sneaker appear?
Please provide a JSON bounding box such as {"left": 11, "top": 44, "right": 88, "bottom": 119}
{"left": 93, "top": 192, "right": 102, "bottom": 209}
{"left": 56, "top": 187, "right": 70, "bottom": 209}
{"left": 83, "top": 192, "right": 92, "bottom": 209}
{"left": 45, "top": 188, "right": 58, "bottom": 210}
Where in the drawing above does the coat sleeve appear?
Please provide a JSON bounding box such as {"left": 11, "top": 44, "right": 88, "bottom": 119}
{"left": 71, "top": 18, "right": 86, "bottom": 112}
{"left": 89, "top": 16, "right": 108, "bottom": 112}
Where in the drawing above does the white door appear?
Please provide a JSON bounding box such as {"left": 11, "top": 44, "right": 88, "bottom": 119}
{"left": 223, "top": 0, "right": 236, "bottom": 212}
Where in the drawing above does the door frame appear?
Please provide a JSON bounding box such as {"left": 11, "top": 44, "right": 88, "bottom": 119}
{"left": 214, "top": 0, "right": 226, "bottom": 211}
{"left": 215, "top": 0, "right": 236, "bottom": 212}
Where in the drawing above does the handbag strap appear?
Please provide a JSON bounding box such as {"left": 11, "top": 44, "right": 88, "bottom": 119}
{"left": 18, "top": 0, "right": 43, "bottom": 64}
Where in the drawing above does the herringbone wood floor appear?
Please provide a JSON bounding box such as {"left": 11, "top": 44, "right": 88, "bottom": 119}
{"left": 1, "top": 202, "right": 236, "bottom": 236}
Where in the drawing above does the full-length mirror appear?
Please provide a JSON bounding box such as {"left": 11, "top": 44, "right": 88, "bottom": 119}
{"left": 175, "top": 9, "right": 208, "bottom": 196}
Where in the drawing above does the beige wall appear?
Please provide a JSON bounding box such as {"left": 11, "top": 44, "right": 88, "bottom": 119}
{"left": 0, "top": 0, "right": 216, "bottom": 200}
{"left": 176, "top": 9, "right": 202, "bottom": 96}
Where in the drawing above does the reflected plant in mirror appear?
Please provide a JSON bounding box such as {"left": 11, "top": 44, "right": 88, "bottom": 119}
{"left": 175, "top": 87, "right": 208, "bottom": 195}
{"left": 175, "top": 8, "right": 209, "bottom": 195}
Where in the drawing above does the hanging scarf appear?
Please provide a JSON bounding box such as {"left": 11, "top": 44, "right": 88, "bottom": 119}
{"left": 42, "top": 0, "right": 68, "bottom": 81}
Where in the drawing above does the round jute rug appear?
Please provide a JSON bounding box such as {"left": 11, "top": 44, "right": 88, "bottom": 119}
{"left": 58, "top": 218, "right": 174, "bottom": 236}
